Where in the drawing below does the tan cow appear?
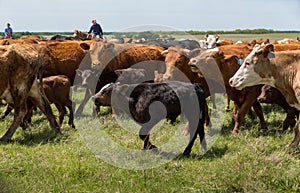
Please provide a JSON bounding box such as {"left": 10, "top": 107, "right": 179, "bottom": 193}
{"left": 229, "top": 44, "right": 300, "bottom": 149}
{"left": 0, "top": 44, "right": 60, "bottom": 142}
{"left": 188, "top": 44, "right": 269, "bottom": 134}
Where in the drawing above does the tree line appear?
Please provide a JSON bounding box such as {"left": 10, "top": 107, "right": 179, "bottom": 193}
{"left": 10, "top": 28, "right": 300, "bottom": 39}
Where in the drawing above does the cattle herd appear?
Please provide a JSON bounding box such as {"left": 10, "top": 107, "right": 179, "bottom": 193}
{"left": 0, "top": 33, "right": 300, "bottom": 155}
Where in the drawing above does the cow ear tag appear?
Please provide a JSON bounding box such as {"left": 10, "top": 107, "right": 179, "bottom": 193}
{"left": 268, "top": 52, "right": 275, "bottom": 58}
{"left": 238, "top": 59, "right": 244, "bottom": 65}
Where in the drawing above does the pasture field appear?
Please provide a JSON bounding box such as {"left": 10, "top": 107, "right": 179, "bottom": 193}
{"left": 173, "top": 33, "right": 300, "bottom": 42}
{"left": 0, "top": 33, "right": 300, "bottom": 193}
{"left": 0, "top": 88, "right": 299, "bottom": 193}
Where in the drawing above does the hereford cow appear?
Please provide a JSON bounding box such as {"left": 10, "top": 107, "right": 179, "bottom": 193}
{"left": 257, "top": 84, "right": 299, "bottom": 132}
{"left": 75, "top": 42, "right": 166, "bottom": 116}
{"left": 229, "top": 44, "right": 300, "bottom": 149}
{"left": 188, "top": 45, "right": 269, "bottom": 134}
{"left": 0, "top": 44, "right": 60, "bottom": 142}
{"left": 92, "top": 81, "right": 207, "bottom": 155}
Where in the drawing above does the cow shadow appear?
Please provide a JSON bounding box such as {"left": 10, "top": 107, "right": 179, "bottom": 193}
{"left": 175, "top": 145, "right": 228, "bottom": 160}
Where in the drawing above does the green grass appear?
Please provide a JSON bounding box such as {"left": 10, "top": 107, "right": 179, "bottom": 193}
{"left": 0, "top": 91, "right": 299, "bottom": 193}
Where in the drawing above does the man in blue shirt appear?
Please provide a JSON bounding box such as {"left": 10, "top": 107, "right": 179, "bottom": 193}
{"left": 4, "top": 23, "right": 13, "bottom": 38}
{"left": 88, "top": 19, "right": 103, "bottom": 39}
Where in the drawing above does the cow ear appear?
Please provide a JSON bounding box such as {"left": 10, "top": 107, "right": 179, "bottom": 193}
{"left": 264, "top": 44, "right": 275, "bottom": 58}
{"left": 182, "top": 48, "right": 190, "bottom": 56}
{"left": 205, "top": 34, "right": 209, "bottom": 39}
{"left": 80, "top": 43, "right": 90, "bottom": 50}
{"left": 107, "top": 43, "right": 115, "bottom": 49}
{"left": 115, "top": 69, "right": 124, "bottom": 76}
{"left": 188, "top": 48, "right": 202, "bottom": 58}
{"left": 161, "top": 50, "right": 168, "bottom": 57}
{"left": 215, "top": 34, "right": 220, "bottom": 41}
{"left": 118, "top": 84, "right": 130, "bottom": 96}
{"left": 76, "top": 69, "right": 83, "bottom": 76}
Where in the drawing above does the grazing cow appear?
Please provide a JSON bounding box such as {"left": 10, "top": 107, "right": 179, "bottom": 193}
{"left": 257, "top": 84, "right": 299, "bottom": 132}
{"left": 188, "top": 45, "right": 269, "bottom": 134}
{"left": 0, "top": 44, "right": 60, "bottom": 142}
{"left": 92, "top": 81, "right": 207, "bottom": 155}
{"left": 75, "top": 42, "right": 166, "bottom": 116}
{"left": 229, "top": 44, "right": 300, "bottom": 149}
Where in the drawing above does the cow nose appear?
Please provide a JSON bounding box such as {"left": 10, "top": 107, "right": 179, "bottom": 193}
{"left": 257, "top": 98, "right": 263, "bottom": 103}
{"left": 190, "top": 58, "right": 197, "bottom": 65}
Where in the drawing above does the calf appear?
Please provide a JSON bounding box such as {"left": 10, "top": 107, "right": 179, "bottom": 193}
{"left": 40, "top": 75, "right": 75, "bottom": 128}
{"left": 258, "top": 85, "right": 299, "bottom": 132}
{"left": 2, "top": 75, "right": 75, "bottom": 128}
{"left": 92, "top": 81, "right": 207, "bottom": 156}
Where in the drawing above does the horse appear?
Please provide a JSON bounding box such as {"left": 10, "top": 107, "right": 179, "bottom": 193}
{"left": 73, "top": 30, "right": 93, "bottom": 40}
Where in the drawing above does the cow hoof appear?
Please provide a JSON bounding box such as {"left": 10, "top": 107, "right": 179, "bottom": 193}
{"left": 0, "top": 137, "right": 12, "bottom": 143}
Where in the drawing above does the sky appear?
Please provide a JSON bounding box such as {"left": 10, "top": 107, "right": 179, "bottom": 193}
{"left": 0, "top": 0, "right": 299, "bottom": 32}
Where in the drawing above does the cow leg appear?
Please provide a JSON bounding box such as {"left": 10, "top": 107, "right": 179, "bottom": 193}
{"left": 252, "top": 101, "right": 268, "bottom": 131}
{"left": 54, "top": 103, "right": 66, "bottom": 126}
{"left": 30, "top": 93, "right": 60, "bottom": 134}
{"left": 282, "top": 109, "right": 298, "bottom": 132}
{"left": 75, "top": 88, "right": 90, "bottom": 117}
{"left": 210, "top": 93, "right": 216, "bottom": 109}
{"left": 1, "top": 104, "right": 13, "bottom": 119}
{"left": 183, "top": 102, "right": 206, "bottom": 156}
{"left": 226, "top": 96, "right": 231, "bottom": 111}
{"left": 139, "top": 122, "right": 158, "bottom": 150}
{"left": 20, "top": 100, "right": 35, "bottom": 129}
{"left": 0, "top": 95, "right": 28, "bottom": 142}
{"left": 65, "top": 99, "right": 75, "bottom": 129}
{"left": 290, "top": 116, "right": 300, "bottom": 149}
{"left": 232, "top": 102, "right": 251, "bottom": 134}
{"left": 204, "top": 102, "right": 211, "bottom": 128}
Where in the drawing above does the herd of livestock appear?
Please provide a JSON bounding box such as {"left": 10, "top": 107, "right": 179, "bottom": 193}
{"left": 0, "top": 32, "right": 300, "bottom": 155}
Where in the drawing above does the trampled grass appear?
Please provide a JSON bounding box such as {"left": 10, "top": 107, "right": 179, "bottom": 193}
{"left": 0, "top": 94, "right": 299, "bottom": 193}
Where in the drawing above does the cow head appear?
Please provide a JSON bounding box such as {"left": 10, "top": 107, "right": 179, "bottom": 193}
{"left": 257, "top": 84, "right": 279, "bottom": 103}
{"left": 92, "top": 83, "right": 114, "bottom": 106}
{"left": 89, "top": 42, "right": 117, "bottom": 70}
{"left": 205, "top": 34, "right": 219, "bottom": 49}
{"left": 229, "top": 44, "right": 275, "bottom": 90}
{"left": 188, "top": 48, "right": 222, "bottom": 77}
{"left": 162, "top": 47, "right": 202, "bottom": 82}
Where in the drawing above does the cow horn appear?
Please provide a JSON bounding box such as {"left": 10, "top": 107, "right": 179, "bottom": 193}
{"left": 161, "top": 50, "right": 168, "bottom": 55}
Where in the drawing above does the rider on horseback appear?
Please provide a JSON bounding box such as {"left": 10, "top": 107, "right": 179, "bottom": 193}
{"left": 88, "top": 19, "right": 103, "bottom": 39}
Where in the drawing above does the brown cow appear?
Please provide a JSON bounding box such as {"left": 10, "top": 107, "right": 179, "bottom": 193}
{"left": 2, "top": 75, "right": 75, "bottom": 128}
{"left": 40, "top": 75, "right": 75, "bottom": 128}
{"left": 160, "top": 46, "right": 226, "bottom": 109}
{"left": 0, "top": 44, "right": 60, "bottom": 142}
{"left": 75, "top": 42, "right": 166, "bottom": 116}
{"left": 188, "top": 45, "right": 268, "bottom": 134}
{"left": 229, "top": 44, "right": 300, "bottom": 149}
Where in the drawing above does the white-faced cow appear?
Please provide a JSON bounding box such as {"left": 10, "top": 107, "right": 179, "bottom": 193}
{"left": 229, "top": 44, "right": 300, "bottom": 149}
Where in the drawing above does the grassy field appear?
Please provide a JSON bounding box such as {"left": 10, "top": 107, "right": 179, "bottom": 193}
{"left": 0, "top": 88, "right": 299, "bottom": 193}
{"left": 0, "top": 33, "right": 300, "bottom": 192}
